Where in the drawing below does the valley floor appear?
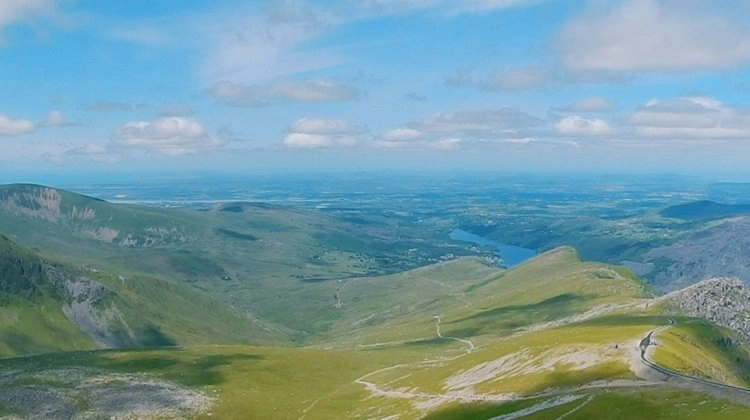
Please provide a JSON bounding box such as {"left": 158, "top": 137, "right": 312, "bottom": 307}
{"left": 4, "top": 306, "right": 750, "bottom": 419}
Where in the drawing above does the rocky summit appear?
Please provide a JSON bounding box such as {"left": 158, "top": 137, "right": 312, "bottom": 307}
{"left": 666, "top": 277, "right": 750, "bottom": 343}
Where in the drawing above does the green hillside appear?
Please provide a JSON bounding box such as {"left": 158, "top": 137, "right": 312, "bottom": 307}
{"left": 2, "top": 246, "right": 749, "bottom": 418}
{"left": 3, "top": 185, "right": 750, "bottom": 418}
{"left": 0, "top": 234, "right": 284, "bottom": 357}
{"left": 0, "top": 184, "right": 469, "bottom": 341}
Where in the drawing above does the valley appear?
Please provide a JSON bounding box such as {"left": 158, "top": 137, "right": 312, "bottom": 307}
{"left": 2, "top": 180, "right": 750, "bottom": 418}
{"left": 6, "top": 1, "right": 750, "bottom": 418}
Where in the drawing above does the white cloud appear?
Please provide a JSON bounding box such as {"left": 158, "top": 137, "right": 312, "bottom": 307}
{"left": 358, "top": 0, "right": 542, "bottom": 15}
{"left": 554, "top": 116, "right": 614, "bottom": 137}
{"left": 200, "top": 0, "right": 546, "bottom": 84}
{"left": 283, "top": 117, "right": 365, "bottom": 149}
{"left": 65, "top": 143, "right": 124, "bottom": 164}
{"left": 45, "top": 110, "right": 65, "bottom": 126}
{"left": 409, "top": 108, "right": 543, "bottom": 135}
{"left": 81, "top": 101, "right": 146, "bottom": 112}
{"left": 481, "top": 67, "right": 551, "bottom": 90}
{"left": 201, "top": 2, "right": 340, "bottom": 83}
{"left": 560, "top": 97, "right": 614, "bottom": 113}
{"left": 0, "top": 114, "right": 34, "bottom": 135}
{"left": 289, "top": 117, "right": 365, "bottom": 135}
{"left": 283, "top": 133, "right": 358, "bottom": 149}
{"left": 448, "top": 0, "right": 543, "bottom": 14}
{"left": 208, "top": 79, "right": 360, "bottom": 107}
{"left": 559, "top": 0, "right": 750, "bottom": 73}
{"left": 375, "top": 108, "right": 542, "bottom": 150}
{"left": 382, "top": 127, "right": 425, "bottom": 141}
{"left": 628, "top": 96, "right": 750, "bottom": 139}
{"left": 112, "top": 117, "right": 224, "bottom": 155}
{"left": 157, "top": 104, "right": 194, "bottom": 117}
{"left": 41, "top": 110, "right": 77, "bottom": 127}
{"left": 448, "top": 66, "right": 555, "bottom": 91}
{"left": 0, "top": 0, "right": 57, "bottom": 30}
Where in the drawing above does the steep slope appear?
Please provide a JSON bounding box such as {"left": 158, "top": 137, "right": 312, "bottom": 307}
{"left": 0, "top": 234, "right": 284, "bottom": 357}
{"left": 641, "top": 217, "right": 750, "bottom": 290}
{"left": 0, "top": 184, "right": 470, "bottom": 340}
{"left": 664, "top": 277, "right": 750, "bottom": 342}
{"left": 322, "top": 247, "right": 651, "bottom": 348}
{"left": 0, "top": 234, "right": 95, "bottom": 355}
{"left": 3, "top": 248, "right": 750, "bottom": 419}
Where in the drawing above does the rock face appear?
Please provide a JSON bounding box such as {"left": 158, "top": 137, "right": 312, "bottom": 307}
{"left": 666, "top": 277, "right": 750, "bottom": 343}
{"left": 0, "top": 234, "right": 136, "bottom": 348}
{"left": 641, "top": 217, "right": 750, "bottom": 291}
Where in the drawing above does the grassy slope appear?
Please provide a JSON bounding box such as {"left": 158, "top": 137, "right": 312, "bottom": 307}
{"left": 4, "top": 340, "right": 750, "bottom": 420}
{"left": 3, "top": 185, "right": 750, "bottom": 417}
{"left": 0, "top": 184, "right": 467, "bottom": 341}
{"left": 2, "top": 247, "right": 750, "bottom": 418}
{"left": 0, "top": 296, "right": 94, "bottom": 356}
{"left": 425, "top": 387, "right": 750, "bottom": 420}
{"left": 324, "top": 247, "right": 650, "bottom": 348}
{"left": 0, "top": 233, "right": 286, "bottom": 357}
{"left": 652, "top": 317, "right": 750, "bottom": 387}
{"left": 0, "top": 235, "right": 95, "bottom": 355}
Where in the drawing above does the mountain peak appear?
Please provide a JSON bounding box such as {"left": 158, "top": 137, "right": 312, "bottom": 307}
{"left": 666, "top": 276, "right": 750, "bottom": 342}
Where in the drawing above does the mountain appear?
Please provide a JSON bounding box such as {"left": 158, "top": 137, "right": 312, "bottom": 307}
{"left": 664, "top": 277, "right": 750, "bottom": 342}
{"left": 659, "top": 200, "right": 750, "bottom": 222}
{"left": 3, "top": 184, "right": 750, "bottom": 418}
{"left": 0, "top": 232, "right": 285, "bottom": 357}
{"left": 636, "top": 216, "right": 750, "bottom": 290}
{"left": 3, "top": 244, "right": 749, "bottom": 418}
{"left": 0, "top": 184, "right": 474, "bottom": 341}
{"left": 0, "top": 234, "right": 94, "bottom": 355}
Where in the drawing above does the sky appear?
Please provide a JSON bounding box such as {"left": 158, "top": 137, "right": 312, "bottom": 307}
{"left": 2, "top": 0, "right": 750, "bottom": 177}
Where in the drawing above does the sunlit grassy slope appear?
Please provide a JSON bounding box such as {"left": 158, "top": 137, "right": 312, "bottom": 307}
{"left": 652, "top": 317, "right": 750, "bottom": 387}
{"left": 323, "top": 247, "right": 651, "bottom": 347}
{"left": 4, "top": 241, "right": 750, "bottom": 418}
{"left": 3, "top": 185, "right": 750, "bottom": 418}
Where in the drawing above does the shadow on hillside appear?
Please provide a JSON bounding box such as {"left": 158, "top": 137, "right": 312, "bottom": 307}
{"left": 2, "top": 332, "right": 52, "bottom": 356}
{"left": 422, "top": 400, "right": 528, "bottom": 420}
{"left": 567, "top": 314, "right": 665, "bottom": 328}
{"left": 91, "top": 352, "right": 265, "bottom": 387}
{"left": 447, "top": 293, "right": 595, "bottom": 334}
{"left": 404, "top": 337, "right": 452, "bottom": 347}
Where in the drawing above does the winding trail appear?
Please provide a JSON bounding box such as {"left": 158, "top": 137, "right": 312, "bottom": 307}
{"left": 434, "top": 315, "right": 475, "bottom": 352}
{"left": 639, "top": 317, "right": 750, "bottom": 395}
{"left": 342, "top": 313, "right": 750, "bottom": 419}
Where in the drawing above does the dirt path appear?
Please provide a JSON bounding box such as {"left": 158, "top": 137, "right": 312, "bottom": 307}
{"left": 489, "top": 395, "right": 585, "bottom": 420}
{"left": 434, "top": 315, "right": 475, "bottom": 352}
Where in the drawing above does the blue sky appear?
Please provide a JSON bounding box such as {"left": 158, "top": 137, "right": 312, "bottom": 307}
{"left": 2, "top": 0, "right": 750, "bottom": 176}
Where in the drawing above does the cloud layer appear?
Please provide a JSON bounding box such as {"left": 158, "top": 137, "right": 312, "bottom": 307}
{"left": 0, "top": 0, "right": 57, "bottom": 30}
{"left": 208, "top": 79, "right": 360, "bottom": 107}
{"left": 113, "top": 117, "right": 224, "bottom": 155}
{"left": 283, "top": 117, "right": 365, "bottom": 149}
{"left": 628, "top": 97, "right": 750, "bottom": 139}
{"left": 0, "top": 114, "right": 34, "bottom": 135}
{"left": 560, "top": 0, "right": 750, "bottom": 73}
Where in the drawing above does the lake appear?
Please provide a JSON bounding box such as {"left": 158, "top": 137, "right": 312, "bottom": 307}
{"left": 449, "top": 229, "right": 537, "bottom": 268}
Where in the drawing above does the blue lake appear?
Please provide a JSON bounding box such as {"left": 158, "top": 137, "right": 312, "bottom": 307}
{"left": 449, "top": 229, "right": 537, "bottom": 268}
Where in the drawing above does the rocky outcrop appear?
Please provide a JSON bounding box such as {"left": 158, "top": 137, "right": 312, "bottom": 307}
{"left": 0, "top": 235, "right": 134, "bottom": 347}
{"left": 665, "top": 277, "right": 750, "bottom": 343}
{"left": 0, "top": 184, "right": 191, "bottom": 247}
{"left": 641, "top": 217, "right": 750, "bottom": 291}
{"left": 0, "top": 185, "right": 96, "bottom": 223}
